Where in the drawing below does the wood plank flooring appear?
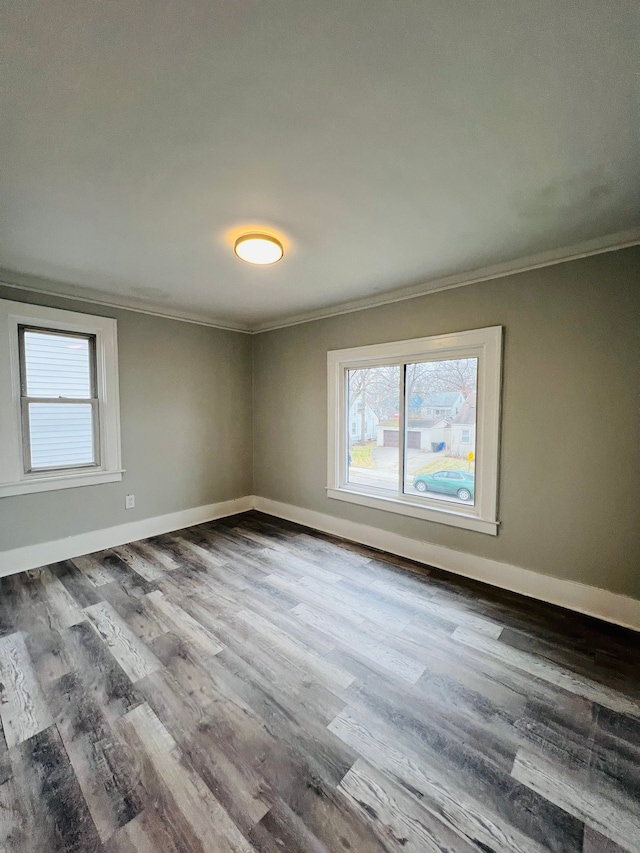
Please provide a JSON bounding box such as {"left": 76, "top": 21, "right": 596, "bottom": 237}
{"left": 0, "top": 511, "right": 639, "bottom": 852}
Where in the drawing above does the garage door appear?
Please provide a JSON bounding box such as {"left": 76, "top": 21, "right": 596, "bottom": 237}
{"left": 383, "top": 429, "right": 399, "bottom": 447}
{"left": 384, "top": 430, "right": 421, "bottom": 448}
{"left": 407, "top": 431, "right": 421, "bottom": 449}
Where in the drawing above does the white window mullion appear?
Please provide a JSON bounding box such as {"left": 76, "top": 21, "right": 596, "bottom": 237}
{"left": 397, "top": 361, "right": 406, "bottom": 498}
{"left": 342, "top": 366, "right": 350, "bottom": 487}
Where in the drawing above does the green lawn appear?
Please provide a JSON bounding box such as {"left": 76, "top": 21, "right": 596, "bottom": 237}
{"left": 413, "top": 456, "right": 475, "bottom": 476}
{"left": 350, "top": 444, "right": 374, "bottom": 468}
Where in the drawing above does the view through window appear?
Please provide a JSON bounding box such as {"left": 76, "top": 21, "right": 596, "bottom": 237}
{"left": 347, "top": 358, "right": 478, "bottom": 506}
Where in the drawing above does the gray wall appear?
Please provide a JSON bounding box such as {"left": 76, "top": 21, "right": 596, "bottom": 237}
{"left": 3, "top": 248, "right": 639, "bottom": 600}
{"left": 252, "top": 247, "right": 640, "bottom": 599}
{"left": 0, "top": 284, "right": 253, "bottom": 550}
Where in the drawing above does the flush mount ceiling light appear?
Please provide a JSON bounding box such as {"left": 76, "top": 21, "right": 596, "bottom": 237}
{"left": 234, "top": 233, "right": 284, "bottom": 265}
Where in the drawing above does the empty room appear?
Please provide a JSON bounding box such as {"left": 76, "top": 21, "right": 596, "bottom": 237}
{"left": 0, "top": 2, "right": 639, "bottom": 851}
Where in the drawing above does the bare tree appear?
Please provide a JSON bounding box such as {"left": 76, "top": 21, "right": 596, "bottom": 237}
{"left": 348, "top": 359, "right": 476, "bottom": 445}
{"left": 405, "top": 362, "right": 432, "bottom": 411}
{"left": 403, "top": 358, "right": 477, "bottom": 401}
{"left": 348, "top": 369, "right": 373, "bottom": 445}
{"left": 348, "top": 366, "right": 399, "bottom": 443}
{"left": 427, "top": 358, "right": 477, "bottom": 395}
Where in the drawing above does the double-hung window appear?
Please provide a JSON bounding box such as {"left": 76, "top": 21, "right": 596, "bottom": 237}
{"left": 19, "top": 327, "right": 99, "bottom": 472}
{"left": 0, "top": 299, "right": 122, "bottom": 497}
{"left": 327, "top": 326, "right": 502, "bottom": 534}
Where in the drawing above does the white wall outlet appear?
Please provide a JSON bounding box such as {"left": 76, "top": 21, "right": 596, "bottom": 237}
{"left": 125, "top": 494, "right": 135, "bottom": 510}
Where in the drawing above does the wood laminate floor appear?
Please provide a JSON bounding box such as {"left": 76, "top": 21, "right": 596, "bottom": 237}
{"left": 0, "top": 511, "right": 639, "bottom": 852}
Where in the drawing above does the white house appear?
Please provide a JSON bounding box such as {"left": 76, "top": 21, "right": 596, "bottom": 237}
{"left": 349, "top": 394, "right": 379, "bottom": 442}
{"left": 419, "top": 392, "right": 465, "bottom": 420}
{"left": 450, "top": 392, "right": 477, "bottom": 456}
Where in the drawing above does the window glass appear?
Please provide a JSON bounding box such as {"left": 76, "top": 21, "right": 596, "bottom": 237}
{"left": 21, "top": 328, "right": 98, "bottom": 471}
{"left": 347, "top": 364, "right": 399, "bottom": 493}
{"left": 28, "top": 403, "right": 95, "bottom": 469}
{"left": 404, "top": 358, "right": 477, "bottom": 505}
{"left": 23, "top": 330, "right": 93, "bottom": 398}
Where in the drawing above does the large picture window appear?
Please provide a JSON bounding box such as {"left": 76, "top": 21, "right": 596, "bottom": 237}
{"left": 327, "top": 327, "right": 502, "bottom": 534}
{"left": 0, "top": 299, "right": 122, "bottom": 497}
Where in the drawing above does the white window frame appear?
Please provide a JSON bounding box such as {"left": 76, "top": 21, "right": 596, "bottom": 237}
{"left": 327, "top": 326, "right": 502, "bottom": 535}
{"left": 0, "top": 299, "right": 123, "bottom": 497}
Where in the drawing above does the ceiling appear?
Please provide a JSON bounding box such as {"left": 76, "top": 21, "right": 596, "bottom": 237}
{"left": 1, "top": 1, "right": 638, "bottom": 331}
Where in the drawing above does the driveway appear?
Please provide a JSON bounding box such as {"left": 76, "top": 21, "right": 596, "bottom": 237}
{"left": 371, "top": 447, "right": 443, "bottom": 476}
{"left": 348, "top": 448, "right": 472, "bottom": 506}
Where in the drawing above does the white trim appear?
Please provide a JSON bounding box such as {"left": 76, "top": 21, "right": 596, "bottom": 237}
{"left": 2, "top": 492, "right": 639, "bottom": 632}
{"left": 327, "top": 327, "right": 502, "bottom": 535}
{"left": 325, "top": 487, "right": 498, "bottom": 534}
{"left": 253, "top": 230, "right": 640, "bottom": 332}
{"left": 0, "top": 299, "right": 123, "bottom": 497}
{"left": 0, "top": 275, "right": 253, "bottom": 334}
{"left": 0, "top": 468, "right": 124, "bottom": 497}
{"left": 1, "top": 230, "right": 638, "bottom": 335}
{"left": 253, "top": 497, "right": 640, "bottom": 633}
{"left": 0, "top": 495, "right": 254, "bottom": 578}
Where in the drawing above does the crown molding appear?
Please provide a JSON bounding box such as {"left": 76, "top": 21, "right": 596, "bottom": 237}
{"left": 251, "top": 228, "right": 640, "bottom": 333}
{"left": 1, "top": 228, "right": 638, "bottom": 335}
{"left": 0, "top": 271, "right": 253, "bottom": 333}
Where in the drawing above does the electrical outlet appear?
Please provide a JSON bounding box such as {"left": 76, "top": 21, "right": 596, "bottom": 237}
{"left": 125, "top": 494, "right": 135, "bottom": 510}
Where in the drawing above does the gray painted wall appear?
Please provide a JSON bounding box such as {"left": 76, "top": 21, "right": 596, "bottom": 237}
{"left": 252, "top": 247, "right": 640, "bottom": 599}
{"left": 0, "top": 284, "right": 253, "bottom": 550}
{"left": 2, "top": 248, "right": 639, "bottom": 601}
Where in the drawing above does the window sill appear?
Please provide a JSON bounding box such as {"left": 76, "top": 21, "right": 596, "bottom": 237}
{"left": 0, "top": 468, "right": 125, "bottom": 498}
{"left": 326, "top": 486, "right": 499, "bottom": 535}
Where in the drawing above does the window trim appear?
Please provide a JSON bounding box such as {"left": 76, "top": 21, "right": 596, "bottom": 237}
{"left": 0, "top": 299, "right": 123, "bottom": 497}
{"left": 327, "top": 326, "right": 502, "bottom": 535}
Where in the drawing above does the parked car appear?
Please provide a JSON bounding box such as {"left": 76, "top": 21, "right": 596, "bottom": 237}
{"left": 413, "top": 470, "right": 474, "bottom": 501}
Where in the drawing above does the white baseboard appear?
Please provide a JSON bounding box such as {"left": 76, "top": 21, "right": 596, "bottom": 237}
{"left": 0, "top": 495, "right": 254, "bottom": 578}
{"left": 3, "top": 492, "right": 639, "bottom": 633}
{"left": 253, "top": 496, "right": 640, "bottom": 633}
